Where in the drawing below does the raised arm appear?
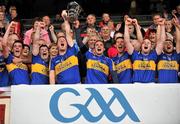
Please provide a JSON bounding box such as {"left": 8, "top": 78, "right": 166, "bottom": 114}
{"left": 156, "top": 24, "right": 161, "bottom": 44}
{"left": 172, "top": 11, "right": 180, "bottom": 30}
{"left": 32, "top": 24, "right": 42, "bottom": 56}
{"left": 133, "top": 19, "right": 143, "bottom": 44}
{"left": 32, "top": 39, "right": 40, "bottom": 56}
{"left": 49, "top": 25, "right": 57, "bottom": 43}
{"left": 172, "top": 17, "right": 180, "bottom": 53}
{"left": 61, "top": 10, "right": 74, "bottom": 47}
{"left": 176, "top": 26, "right": 180, "bottom": 53}
{"left": 2, "top": 22, "right": 15, "bottom": 58}
{"left": 156, "top": 18, "right": 165, "bottom": 55}
{"left": 33, "top": 24, "right": 41, "bottom": 42}
{"left": 124, "top": 18, "right": 134, "bottom": 55}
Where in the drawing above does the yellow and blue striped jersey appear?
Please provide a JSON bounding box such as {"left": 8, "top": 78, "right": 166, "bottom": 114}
{"left": 85, "top": 51, "right": 115, "bottom": 84}
{"left": 31, "top": 55, "right": 49, "bottom": 84}
{"left": 131, "top": 50, "right": 158, "bottom": 83}
{"left": 6, "top": 54, "right": 30, "bottom": 85}
{"left": 112, "top": 52, "right": 132, "bottom": 83}
{"left": 50, "top": 45, "right": 80, "bottom": 84}
{"left": 157, "top": 52, "right": 180, "bottom": 83}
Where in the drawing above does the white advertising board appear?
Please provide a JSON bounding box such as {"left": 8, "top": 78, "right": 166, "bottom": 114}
{"left": 10, "top": 84, "right": 180, "bottom": 124}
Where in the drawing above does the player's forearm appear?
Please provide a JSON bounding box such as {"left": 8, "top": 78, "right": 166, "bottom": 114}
{"left": 49, "top": 71, "right": 56, "bottom": 85}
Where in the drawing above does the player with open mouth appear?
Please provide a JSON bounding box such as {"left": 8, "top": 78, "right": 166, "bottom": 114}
{"left": 157, "top": 16, "right": 180, "bottom": 83}
{"left": 50, "top": 10, "right": 80, "bottom": 84}
{"left": 124, "top": 18, "right": 165, "bottom": 83}
{"left": 85, "top": 40, "right": 118, "bottom": 84}
{"left": 31, "top": 38, "right": 49, "bottom": 85}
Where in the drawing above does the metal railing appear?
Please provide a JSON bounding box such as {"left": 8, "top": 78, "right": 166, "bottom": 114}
{"left": 22, "top": 15, "right": 153, "bottom": 32}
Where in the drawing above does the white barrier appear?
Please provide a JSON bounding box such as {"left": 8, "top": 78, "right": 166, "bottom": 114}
{"left": 10, "top": 84, "right": 180, "bottom": 124}
{"left": 0, "top": 87, "right": 11, "bottom": 124}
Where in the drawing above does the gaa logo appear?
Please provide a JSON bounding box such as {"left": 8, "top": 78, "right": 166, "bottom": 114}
{"left": 49, "top": 88, "right": 140, "bottom": 123}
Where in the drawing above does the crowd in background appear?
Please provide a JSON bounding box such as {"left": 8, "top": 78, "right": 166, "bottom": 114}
{"left": 0, "top": 3, "right": 180, "bottom": 86}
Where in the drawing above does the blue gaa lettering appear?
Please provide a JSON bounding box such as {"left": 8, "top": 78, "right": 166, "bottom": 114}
{"left": 49, "top": 88, "right": 140, "bottom": 123}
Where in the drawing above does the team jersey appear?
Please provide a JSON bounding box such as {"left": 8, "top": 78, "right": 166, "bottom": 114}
{"left": 0, "top": 56, "right": 9, "bottom": 87}
{"left": 50, "top": 45, "right": 80, "bottom": 84}
{"left": 85, "top": 51, "right": 115, "bottom": 84}
{"left": 157, "top": 52, "right": 180, "bottom": 83}
{"left": 112, "top": 52, "right": 132, "bottom": 83}
{"left": 6, "top": 54, "right": 30, "bottom": 85}
{"left": 31, "top": 55, "right": 49, "bottom": 84}
{"left": 131, "top": 50, "right": 158, "bottom": 83}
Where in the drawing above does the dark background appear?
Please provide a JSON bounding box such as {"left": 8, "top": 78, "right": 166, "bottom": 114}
{"left": 1, "top": 0, "right": 180, "bottom": 18}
